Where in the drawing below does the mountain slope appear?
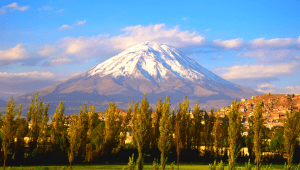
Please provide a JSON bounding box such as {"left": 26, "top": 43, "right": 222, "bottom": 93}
{"left": 12, "top": 41, "right": 262, "bottom": 115}
{"left": 0, "top": 99, "right": 6, "bottom": 107}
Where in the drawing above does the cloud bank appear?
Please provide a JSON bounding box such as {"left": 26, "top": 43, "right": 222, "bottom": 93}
{"left": 0, "top": 2, "right": 29, "bottom": 15}
{"left": 60, "top": 23, "right": 205, "bottom": 58}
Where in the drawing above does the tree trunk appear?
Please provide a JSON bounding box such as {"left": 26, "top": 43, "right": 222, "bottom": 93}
{"left": 177, "top": 154, "right": 179, "bottom": 170}
{"left": 256, "top": 159, "right": 259, "bottom": 170}
{"left": 69, "top": 162, "right": 72, "bottom": 170}
{"left": 160, "top": 152, "right": 165, "bottom": 170}
{"left": 3, "top": 155, "right": 6, "bottom": 170}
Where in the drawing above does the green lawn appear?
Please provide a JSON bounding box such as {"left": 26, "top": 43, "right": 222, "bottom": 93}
{"left": 3, "top": 163, "right": 300, "bottom": 170}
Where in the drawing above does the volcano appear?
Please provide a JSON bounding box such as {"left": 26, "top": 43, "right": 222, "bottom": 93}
{"left": 13, "top": 41, "right": 262, "bottom": 115}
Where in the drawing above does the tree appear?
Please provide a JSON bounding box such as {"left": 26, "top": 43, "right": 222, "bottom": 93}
{"left": 192, "top": 100, "right": 202, "bottom": 150}
{"left": 104, "top": 102, "right": 122, "bottom": 154}
{"left": 85, "top": 105, "right": 98, "bottom": 162}
{"left": 132, "top": 95, "right": 152, "bottom": 170}
{"left": 269, "top": 127, "right": 284, "bottom": 154}
{"left": 158, "top": 96, "right": 171, "bottom": 170}
{"left": 27, "top": 92, "right": 44, "bottom": 151}
{"left": 50, "top": 101, "right": 66, "bottom": 152}
{"left": 175, "top": 95, "right": 189, "bottom": 170}
{"left": 283, "top": 110, "right": 300, "bottom": 170}
{"left": 2, "top": 97, "right": 16, "bottom": 169}
{"left": 175, "top": 115, "right": 182, "bottom": 170}
{"left": 151, "top": 97, "right": 163, "bottom": 150}
{"left": 14, "top": 104, "right": 27, "bottom": 163}
{"left": 253, "top": 100, "right": 264, "bottom": 170}
{"left": 228, "top": 99, "right": 242, "bottom": 170}
{"left": 68, "top": 113, "right": 82, "bottom": 169}
{"left": 213, "top": 110, "right": 223, "bottom": 158}
{"left": 38, "top": 104, "right": 49, "bottom": 155}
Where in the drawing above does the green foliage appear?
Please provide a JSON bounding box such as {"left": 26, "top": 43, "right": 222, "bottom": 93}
{"left": 104, "top": 102, "right": 123, "bottom": 154}
{"left": 264, "top": 163, "right": 276, "bottom": 170}
{"left": 169, "top": 162, "right": 175, "bottom": 170}
{"left": 284, "top": 110, "right": 300, "bottom": 170}
{"left": 132, "top": 95, "right": 152, "bottom": 170}
{"left": 153, "top": 158, "right": 159, "bottom": 170}
{"left": 192, "top": 100, "right": 202, "bottom": 150}
{"left": 158, "top": 96, "right": 172, "bottom": 170}
{"left": 2, "top": 93, "right": 300, "bottom": 168}
{"left": 244, "top": 159, "right": 252, "bottom": 170}
{"left": 228, "top": 99, "right": 242, "bottom": 170}
{"left": 3, "top": 97, "right": 16, "bottom": 169}
{"left": 253, "top": 100, "right": 264, "bottom": 169}
{"left": 213, "top": 110, "right": 223, "bottom": 158}
{"left": 68, "top": 113, "right": 83, "bottom": 169}
{"left": 209, "top": 160, "right": 225, "bottom": 170}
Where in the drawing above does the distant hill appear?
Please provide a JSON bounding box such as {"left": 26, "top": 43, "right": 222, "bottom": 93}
{"left": 219, "top": 93, "right": 300, "bottom": 128}
{"left": 0, "top": 99, "right": 6, "bottom": 107}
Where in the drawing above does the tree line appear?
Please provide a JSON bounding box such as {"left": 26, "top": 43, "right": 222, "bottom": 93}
{"left": 0, "top": 93, "right": 300, "bottom": 170}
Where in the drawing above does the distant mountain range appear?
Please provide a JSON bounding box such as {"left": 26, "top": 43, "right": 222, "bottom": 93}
{"left": 0, "top": 99, "right": 6, "bottom": 107}
{"left": 1, "top": 42, "right": 262, "bottom": 116}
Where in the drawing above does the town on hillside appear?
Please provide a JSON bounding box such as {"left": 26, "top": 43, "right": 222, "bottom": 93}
{"left": 218, "top": 93, "right": 300, "bottom": 129}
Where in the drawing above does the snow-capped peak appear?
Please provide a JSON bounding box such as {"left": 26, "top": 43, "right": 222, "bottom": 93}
{"left": 87, "top": 41, "right": 234, "bottom": 86}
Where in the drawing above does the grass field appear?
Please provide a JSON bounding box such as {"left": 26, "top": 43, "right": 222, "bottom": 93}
{"left": 2, "top": 163, "right": 300, "bottom": 170}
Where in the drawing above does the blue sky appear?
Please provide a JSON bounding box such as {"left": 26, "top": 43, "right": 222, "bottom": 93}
{"left": 0, "top": 0, "right": 300, "bottom": 100}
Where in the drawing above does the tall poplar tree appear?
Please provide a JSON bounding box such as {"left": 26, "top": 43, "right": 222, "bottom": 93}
{"left": 38, "top": 104, "right": 49, "bottom": 154}
{"left": 133, "top": 95, "right": 152, "bottom": 170}
{"left": 284, "top": 110, "right": 300, "bottom": 170}
{"left": 104, "top": 102, "right": 123, "bottom": 154}
{"left": 68, "top": 113, "right": 82, "bottom": 169}
{"left": 2, "top": 97, "right": 16, "bottom": 169}
{"left": 158, "top": 96, "right": 171, "bottom": 170}
{"left": 175, "top": 95, "right": 189, "bottom": 170}
{"left": 152, "top": 97, "right": 163, "bottom": 150}
{"left": 228, "top": 99, "right": 242, "bottom": 170}
{"left": 85, "top": 105, "right": 98, "bottom": 162}
{"left": 27, "top": 92, "right": 42, "bottom": 151}
{"left": 50, "top": 101, "right": 66, "bottom": 152}
{"left": 213, "top": 110, "right": 223, "bottom": 158}
{"left": 253, "top": 100, "right": 264, "bottom": 170}
{"left": 192, "top": 100, "right": 202, "bottom": 150}
{"left": 14, "top": 104, "right": 27, "bottom": 163}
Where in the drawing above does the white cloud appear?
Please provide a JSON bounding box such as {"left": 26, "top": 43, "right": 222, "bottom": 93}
{"left": 216, "top": 62, "right": 298, "bottom": 80}
{"left": 38, "top": 6, "right": 52, "bottom": 11}
{"left": 0, "top": 44, "right": 29, "bottom": 61}
{"left": 50, "top": 57, "right": 72, "bottom": 66}
{"left": 59, "top": 24, "right": 72, "bottom": 30}
{"left": 256, "top": 85, "right": 300, "bottom": 94}
{"left": 38, "top": 45, "right": 56, "bottom": 56}
{"left": 60, "top": 23, "right": 205, "bottom": 58}
{"left": 182, "top": 17, "right": 187, "bottom": 21}
{"left": 77, "top": 20, "right": 86, "bottom": 25}
{"left": 56, "top": 9, "right": 65, "bottom": 13}
{"left": 297, "top": 36, "right": 300, "bottom": 43}
{"left": 238, "top": 49, "right": 297, "bottom": 62}
{"left": 0, "top": 2, "right": 29, "bottom": 15}
{"left": 258, "top": 84, "right": 276, "bottom": 88}
{"left": 251, "top": 38, "right": 293, "bottom": 48}
{"left": 204, "top": 28, "right": 211, "bottom": 33}
{"left": 0, "top": 71, "right": 55, "bottom": 79}
{"left": 213, "top": 38, "right": 244, "bottom": 49}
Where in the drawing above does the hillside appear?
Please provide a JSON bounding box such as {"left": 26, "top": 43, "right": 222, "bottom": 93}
{"left": 0, "top": 99, "right": 6, "bottom": 107}
{"left": 219, "top": 93, "right": 300, "bottom": 128}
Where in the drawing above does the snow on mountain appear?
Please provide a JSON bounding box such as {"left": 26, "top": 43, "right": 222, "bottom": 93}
{"left": 87, "top": 41, "right": 235, "bottom": 86}
{"left": 9, "top": 41, "right": 262, "bottom": 115}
